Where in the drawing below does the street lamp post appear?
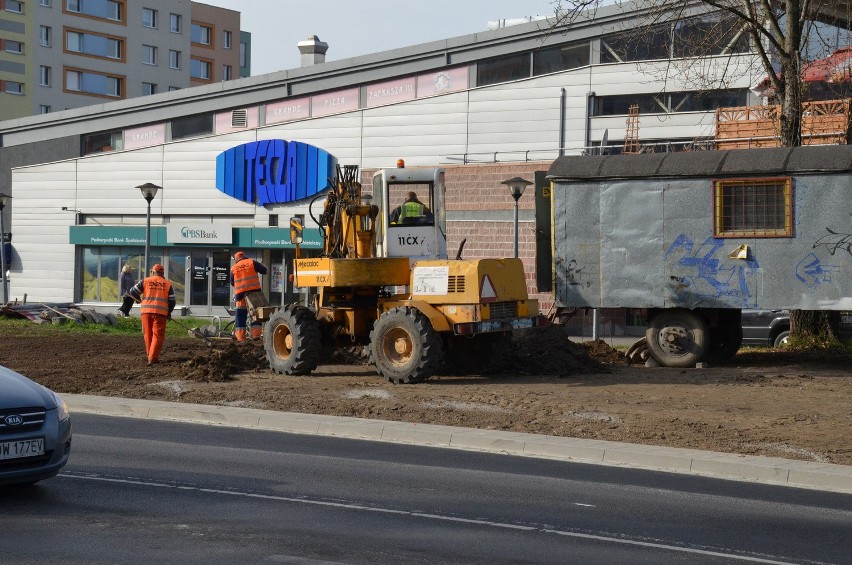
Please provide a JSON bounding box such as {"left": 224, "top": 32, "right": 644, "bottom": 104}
{"left": 136, "top": 183, "right": 161, "bottom": 275}
{"left": 501, "top": 177, "right": 532, "bottom": 258}
{"left": 0, "top": 193, "right": 10, "bottom": 305}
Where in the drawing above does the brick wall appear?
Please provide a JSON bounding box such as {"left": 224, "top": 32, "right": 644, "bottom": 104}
{"left": 442, "top": 162, "right": 550, "bottom": 310}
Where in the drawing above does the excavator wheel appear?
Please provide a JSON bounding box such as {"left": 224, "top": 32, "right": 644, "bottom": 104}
{"left": 264, "top": 304, "right": 322, "bottom": 376}
{"left": 370, "top": 306, "right": 443, "bottom": 384}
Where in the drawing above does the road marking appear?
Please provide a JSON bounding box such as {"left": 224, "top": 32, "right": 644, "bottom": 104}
{"left": 62, "top": 473, "right": 800, "bottom": 564}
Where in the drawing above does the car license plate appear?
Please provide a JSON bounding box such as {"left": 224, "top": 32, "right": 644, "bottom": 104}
{"left": 0, "top": 438, "right": 45, "bottom": 460}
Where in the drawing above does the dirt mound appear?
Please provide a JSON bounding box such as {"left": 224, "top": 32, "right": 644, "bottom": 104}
{"left": 180, "top": 343, "right": 269, "bottom": 382}
{"left": 1, "top": 329, "right": 851, "bottom": 464}
{"left": 488, "top": 326, "right": 625, "bottom": 377}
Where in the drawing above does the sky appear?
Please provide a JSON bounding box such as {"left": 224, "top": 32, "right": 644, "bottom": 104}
{"left": 199, "top": 0, "right": 561, "bottom": 76}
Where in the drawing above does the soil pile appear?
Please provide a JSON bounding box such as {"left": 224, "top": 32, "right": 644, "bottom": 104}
{"left": 1, "top": 330, "right": 850, "bottom": 465}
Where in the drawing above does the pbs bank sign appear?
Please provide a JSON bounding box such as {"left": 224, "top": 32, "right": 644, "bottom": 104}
{"left": 215, "top": 140, "right": 336, "bottom": 205}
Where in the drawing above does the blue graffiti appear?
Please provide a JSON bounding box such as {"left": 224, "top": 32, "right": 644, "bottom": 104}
{"left": 796, "top": 252, "right": 840, "bottom": 288}
{"left": 664, "top": 234, "right": 759, "bottom": 306}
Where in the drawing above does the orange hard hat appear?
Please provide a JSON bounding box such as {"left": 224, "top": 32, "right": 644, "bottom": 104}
{"left": 151, "top": 264, "right": 165, "bottom": 274}
{"left": 234, "top": 251, "right": 246, "bottom": 261}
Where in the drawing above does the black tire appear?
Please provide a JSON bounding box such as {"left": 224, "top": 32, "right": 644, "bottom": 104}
{"left": 707, "top": 311, "right": 743, "bottom": 362}
{"left": 773, "top": 330, "right": 791, "bottom": 348}
{"left": 263, "top": 304, "right": 322, "bottom": 375}
{"left": 645, "top": 309, "right": 709, "bottom": 368}
{"left": 370, "top": 306, "right": 443, "bottom": 384}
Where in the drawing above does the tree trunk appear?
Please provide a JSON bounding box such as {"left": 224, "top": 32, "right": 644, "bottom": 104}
{"left": 790, "top": 310, "right": 842, "bottom": 344}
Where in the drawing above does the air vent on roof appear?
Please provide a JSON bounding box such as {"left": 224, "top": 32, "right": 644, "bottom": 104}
{"left": 231, "top": 109, "right": 248, "bottom": 128}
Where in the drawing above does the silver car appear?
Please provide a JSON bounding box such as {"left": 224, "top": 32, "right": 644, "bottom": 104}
{"left": 0, "top": 365, "right": 72, "bottom": 486}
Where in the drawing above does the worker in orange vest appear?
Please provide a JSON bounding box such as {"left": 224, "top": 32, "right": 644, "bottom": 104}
{"left": 229, "top": 251, "right": 268, "bottom": 342}
{"left": 127, "top": 264, "right": 176, "bottom": 366}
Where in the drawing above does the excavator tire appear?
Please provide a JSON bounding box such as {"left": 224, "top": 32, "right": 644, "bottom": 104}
{"left": 370, "top": 306, "right": 443, "bottom": 384}
{"left": 264, "top": 304, "right": 322, "bottom": 376}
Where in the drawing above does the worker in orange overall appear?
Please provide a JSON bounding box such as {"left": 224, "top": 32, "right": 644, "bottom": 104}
{"left": 127, "top": 263, "right": 176, "bottom": 366}
{"left": 229, "top": 251, "right": 267, "bottom": 342}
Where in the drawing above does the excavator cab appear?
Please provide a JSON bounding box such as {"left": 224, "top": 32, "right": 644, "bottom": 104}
{"left": 373, "top": 163, "right": 447, "bottom": 262}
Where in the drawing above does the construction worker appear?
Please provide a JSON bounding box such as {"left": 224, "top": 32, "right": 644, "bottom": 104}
{"left": 390, "top": 191, "right": 434, "bottom": 225}
{"left": 127, "top": 264, "right": 175, "bottom": 366}
{"left": 229, "top": 250, "right": 268, "bottom": 342}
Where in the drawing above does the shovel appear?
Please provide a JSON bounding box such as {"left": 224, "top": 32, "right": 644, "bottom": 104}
{"left": 168, "top": 316, "right": 215, "bottom": 347}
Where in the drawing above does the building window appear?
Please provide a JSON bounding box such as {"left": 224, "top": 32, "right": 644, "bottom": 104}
{"left": 40, "top": 0, "right": 52, "bottom": 6}
{"left": 65, "top": 29, "right": 123, "bottom": 60}
{"left": 5, "top": 1, "right": 24, "bottom": 13}
{"left": 40, "top": 66, "right": 52, "bottom": 86}
{"left": 190, "top": 57, "right": 212, "bottom": 80}
{"left": 65, "top": 0, "right": 123, "bottom": 23}
{"left": 222, "top": 64, "right": 232, "bottom": 80}
{"left": 223, "top": 30, "right": 232, "bottom": 49}
{"left": 142, "top": 44, "right": 157, "bottom": 65}
{"left": 3, "top": 81, "right": 24, "bottom": 95}
{"left": 476, "top": 52, "right": 530, "bottom": 86}
{"left": 65, "top": 68, "right": 124, "bottom": 98}
{"left": 593, "top": 89, "right": 749, "bottom": 116}
{"left": 4, "top": 40, "right": 24, "bottom": 54}
{"left": 713, "top": 177, "right": 793, "bottom": 237}
{"left": 168, "top": 49, "right": 181, "bottom": 69}
{"left": 169, "top": 13, "right": 181, "bottom": 33}
{"left": 168, "top": 85, "right": 180, "bottom": 91}
{"left": 240, "top": 41, "right": 247, "bottom": 67}
{"left": 171, "top": 113, "right": 213, "bottom": 140}
{"left": 142, "top": 82, "right": 157, "bottom": 95}
{"left": 533, "top": 43, "right": 590, "bottom": 75}
{"left": 82, "top": 130, "right": 123, "bottom": 154}
{"left": 39, "top": 26, "right": 52, "bottom": 47}
{"left": 191, "top": 23, "right": 212, "bottom": 46}
{"left": 39, "top": 105, "right": 52, "bottom": 114}
{"left": 142, "top": 7, "right": 157, "bottom": 28}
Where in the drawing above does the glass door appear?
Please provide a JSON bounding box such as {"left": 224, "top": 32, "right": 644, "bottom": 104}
{"left": 190, "top": 252, "right": 210, "bottom": 308}
{"left": 211, "top": 251, "right": 231, "bottom": 307}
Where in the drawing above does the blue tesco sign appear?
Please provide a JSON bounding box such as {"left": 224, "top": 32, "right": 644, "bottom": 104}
{"left": 215, "top": 140, "right": 336, "bottom": 206}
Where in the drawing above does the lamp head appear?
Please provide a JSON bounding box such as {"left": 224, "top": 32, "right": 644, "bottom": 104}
{"left": 0, "top": 193, "right": 11, "bottom": 209}
{"left": 136, "top": 182, "right": 161, "bottom": 202}
{"left": 501, "top": 177, "right": 532, "bottom": 201}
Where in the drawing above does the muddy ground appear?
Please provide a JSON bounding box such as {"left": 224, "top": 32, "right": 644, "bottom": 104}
{"left": 2, "top": 325, "right": 850, "bottom": 465}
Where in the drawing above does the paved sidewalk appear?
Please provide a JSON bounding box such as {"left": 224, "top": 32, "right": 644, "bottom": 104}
{"left": 65, "top": 394, "right": 852, "bottom": 495}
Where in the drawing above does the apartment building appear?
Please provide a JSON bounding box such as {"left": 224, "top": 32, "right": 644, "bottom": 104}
{"left": 0, "top": 0, "right": 249, "bottom": 121}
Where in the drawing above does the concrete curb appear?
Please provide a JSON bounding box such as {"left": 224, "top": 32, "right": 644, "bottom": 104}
{"left": 64, "top": 394, "right": 852, "bottom": 495}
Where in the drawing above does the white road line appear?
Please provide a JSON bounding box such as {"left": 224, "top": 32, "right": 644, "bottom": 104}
{"left": 62, "top": 473, "right": 801, "bottom": 564}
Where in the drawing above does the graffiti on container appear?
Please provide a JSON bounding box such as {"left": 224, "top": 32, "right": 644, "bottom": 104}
{"left": 565, "top": 259, "right": 590, "bottom": 287}
{"left": 664, "top": 234, "right": 759, "bottom": 306}
{"left": 812, "top": 228, "right": 852, "bottom": 257}
{"left": 795, "top": 252, "right": 840, "bottom": 288}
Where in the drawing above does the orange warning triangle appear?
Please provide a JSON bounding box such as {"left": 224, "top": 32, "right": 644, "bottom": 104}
{"left": 480, "top": 274, "right": 497, "bottom": 303}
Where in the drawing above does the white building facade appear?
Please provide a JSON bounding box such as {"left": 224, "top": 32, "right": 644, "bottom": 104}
{"left": 1, "top": 2, "right": 766, "bottom": 317}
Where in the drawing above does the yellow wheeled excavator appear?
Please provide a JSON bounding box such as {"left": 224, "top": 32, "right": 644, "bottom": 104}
{"left": 260, "top": 162, "right": 544, "bottom": 383}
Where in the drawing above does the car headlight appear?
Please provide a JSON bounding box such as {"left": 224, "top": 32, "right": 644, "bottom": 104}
{"left": 53, "top": 392, "right": 70, "bottom": 422}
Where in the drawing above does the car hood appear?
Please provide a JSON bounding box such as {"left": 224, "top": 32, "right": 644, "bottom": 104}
{"left": 0, "top": 365, "right": 55, "bottom": 408}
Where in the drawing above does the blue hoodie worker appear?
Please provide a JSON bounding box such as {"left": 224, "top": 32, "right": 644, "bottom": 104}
{"left": 229, "top": 251, "right": 268, "bottom": 341}
{"left": 127, "top": 264, "right": 175, "bottom": 366}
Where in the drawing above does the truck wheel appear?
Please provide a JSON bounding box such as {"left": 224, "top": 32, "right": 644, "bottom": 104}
{"left": 264, "top": 304, "right": 321, "bottom": 376}
{"left": 370, "top": 306, "right": 443, "bottom": 384}
{"left": 645, "top": 309, "right": 709, "bottom": 368}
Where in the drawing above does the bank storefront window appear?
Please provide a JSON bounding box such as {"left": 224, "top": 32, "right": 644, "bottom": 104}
{"left": 80, "top": 247, "right": 163, "bottom": 303}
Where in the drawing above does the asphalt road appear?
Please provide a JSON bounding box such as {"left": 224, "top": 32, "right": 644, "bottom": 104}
{"left": 2, "top": 414, "right": 851, "bottom": 564}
